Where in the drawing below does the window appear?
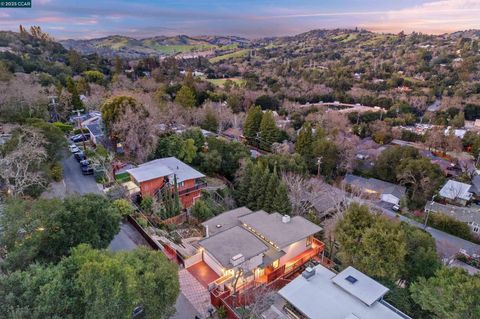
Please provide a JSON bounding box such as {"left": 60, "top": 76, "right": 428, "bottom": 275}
{"left": 474, "top": 227, "right": 479, "bottom": 233}
{"left": 272, "top": 259, "right": 279, "bottom": 269}
{"left": 178, "top": 181, "right": 184, "bottom": 187}
{"left": 306, "top": 236, "right": 313, "bottom": 247}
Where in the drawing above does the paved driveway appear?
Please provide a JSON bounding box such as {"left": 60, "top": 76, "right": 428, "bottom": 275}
{"left": 61, "top": 154, "right": 101, "bottom": 195}
{"left": 108, "top": 222, "right": 149, "bottom": 251}
{"left": 178, "top": 269, "right": 213, "bottom": 318}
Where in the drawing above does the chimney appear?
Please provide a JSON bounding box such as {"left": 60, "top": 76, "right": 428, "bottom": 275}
{"left": 302, "top": 267, "right": 316, "bottom": 280}
{"left": 205, "top": 225, "right": 209, "bottom": 238}
{"left": 282, "top": 215, "right": 291, "bottom": 223}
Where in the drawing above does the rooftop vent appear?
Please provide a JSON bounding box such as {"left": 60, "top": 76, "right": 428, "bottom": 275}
{"left": 282, "top": 215, "right": 291, "bottom": 223}
{"left": 302, "top": 266, "right": 316, "bottom": 280}
{"left": 345, "top": 275, "right": 358, "bottom": 284}
{"left": 230, "top": 253, "right": 245, "bottom": 267}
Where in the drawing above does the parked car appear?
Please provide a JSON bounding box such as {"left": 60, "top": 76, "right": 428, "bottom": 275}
{"left": 70, "top": 133, "right": 90, "bottom": 143}
{"left": 392, "top": 205, "right": 400, "bottom": 212}
{"left": 69, "top": 144, "right": 80, "bottom": 153}
{"left": 74, "top": 151, "right": 86, "bottom": 161}
{"left": 79, "top": 159, "right": 90, "bottom": 167}
{"left": 81, "top": 165, "right": 94, "bottom": 175}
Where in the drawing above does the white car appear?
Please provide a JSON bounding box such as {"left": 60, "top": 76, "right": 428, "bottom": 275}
{"left": 392, "top": 205, "right": 400, "bottom": 212}
{"left": 69, "top": 144, "right": 80, "bottom": 153}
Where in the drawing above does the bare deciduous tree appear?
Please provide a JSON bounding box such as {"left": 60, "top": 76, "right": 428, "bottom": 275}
{"left": 0, "top": 127, "right": 48, "bottom": 196}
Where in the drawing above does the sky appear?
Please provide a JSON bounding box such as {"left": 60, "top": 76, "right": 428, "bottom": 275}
{"left": 0, "top": 0, "right": 479, "bottom": 39}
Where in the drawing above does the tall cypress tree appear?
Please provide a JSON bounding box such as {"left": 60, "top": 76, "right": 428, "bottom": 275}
{"left": 296, "top": 122, "right": 313, "bottom": 160}
{"left": 235, "top": 161, "right": 254, "bottom": 206}
{"left": 255, "top": 167, "right": 271, "bottom": 209}
{"left": 243, "top": 105, "right": 263, "bottom": 139}
{"left": 273, "top": 182, "right": 292, "bottom": 214}
{"left": 263, "top": 167, "right": 279, "bottom": 212}
{"left": 246, "top": 164, "right": 264, "bottom": 210}
{"left": 259, "top": 110, "right": 279, "bottom": 148}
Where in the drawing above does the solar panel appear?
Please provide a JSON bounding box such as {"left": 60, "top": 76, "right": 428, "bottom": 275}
{"left": 345, "top": 275, "right": 358, "bottom": 284}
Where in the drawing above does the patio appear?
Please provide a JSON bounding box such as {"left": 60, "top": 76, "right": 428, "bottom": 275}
{"left": 187, "top": 261, "right": 220, "bottom": 288}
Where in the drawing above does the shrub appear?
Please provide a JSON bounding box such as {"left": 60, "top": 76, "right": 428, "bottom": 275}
{"left": 428, "top": 212, "right": 474, "bottom": 241}
{"left": 52, "top": 121, "right": 73, "bottom": 133}
{"left": 49, "top": 162, "right": 63, "bottom": 182}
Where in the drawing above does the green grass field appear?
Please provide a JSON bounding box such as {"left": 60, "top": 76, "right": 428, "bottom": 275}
{"left": 209, "top": 49, "right": 249, "bottom": 63}
{"left": 205, "top": 77, "right": 245, "bottom": 87}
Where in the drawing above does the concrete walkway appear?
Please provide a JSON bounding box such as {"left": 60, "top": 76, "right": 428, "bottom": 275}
{"left": 178, "top": 269, "right": 213, "bottom": 318}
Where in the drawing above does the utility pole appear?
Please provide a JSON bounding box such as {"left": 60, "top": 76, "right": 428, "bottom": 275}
{"left": 317, "top": 156, "right": 323, "bottom": 178}
{"left": 424, "top": 194, "right": 437, "bottom": 229}
{"left": 73, "top": 108, "right": 87, "bottom": 151}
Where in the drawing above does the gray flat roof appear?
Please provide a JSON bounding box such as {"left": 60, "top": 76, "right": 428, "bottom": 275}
{"left": 198, "top": 226, "right": 269, "bottom": 268}
{"left": 425, "top": 201, "right": 480, "bottom": 225}
{"left": 140, "top": 157, "right": 205, "bottom": 183}
{"left": 332, "top": 266, "right": 389, "bottom": 306}
{"left": 201, "top": 207, "right": 253, "bottom": 236}
{"left": 127, "top": 165, "right": 173, "bottom": 183}
{"left": 279, "top": 265, "right": 405, "bottom": 319}
{"left": 239, "top": 211, "right": 322, "bottom": 248}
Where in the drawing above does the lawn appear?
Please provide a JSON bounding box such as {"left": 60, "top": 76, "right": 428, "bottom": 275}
{"left": 205, "top": 77, "right": 245, "bottom": 88}
{"left": 209, "top": 49, "right": 249, "bottom": 63}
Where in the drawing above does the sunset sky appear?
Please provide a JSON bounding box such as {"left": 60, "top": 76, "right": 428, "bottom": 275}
{"left": 0, "top": 0, "right": 479, "bottom": 39}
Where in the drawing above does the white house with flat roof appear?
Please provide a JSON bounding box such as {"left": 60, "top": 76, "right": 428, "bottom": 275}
{"left": 278, "top": 265, "right": 411, "bottom": 319}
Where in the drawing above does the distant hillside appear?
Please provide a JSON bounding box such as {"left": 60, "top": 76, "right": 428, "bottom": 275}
{"left": 60, "top": 35, "right": 250, "bottom": 58}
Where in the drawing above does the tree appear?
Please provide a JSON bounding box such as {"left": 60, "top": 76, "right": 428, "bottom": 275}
{"left": 259, "top": 110, "right": 279, "bottom": 147}
{"left": 273, "top": 182, "right": 292, "bottom": 214}
{"left": 397, "top": 158, "right": 444, "bottom": 208}
{"left": 202, "top": 107, "right": 219, "bottom": 132}
{"left": 0, "top": 195, "right": 123, "bottom": 270}
{"left": 175, "top": 85, "right": 196, "bottom": 108}
{"left": 0, "top": 60, "right": 12, "bottom": 82}
{"left": 402, "top": 224, "right": 440, "bottom": 282}
{"left": 66, "top": 76, "right": 83, "bottom": 109}
{"left": 191, "top": 200, "right": 214, "bottom": 222}
{"left": 0, "top": 245, "right": 179, "bottom": 319}
{"left": 179, "top": 138, "right": 197, "bottom": 164}
{"left": 101, "top": 95, "right": 138, "bottom": 129}
{"left": 355, "top": 218, "right": 407, "bottom": 281}
{"left": 410, "top": 267, "right": 480, "bottom": 319}
{"left": 295, "top": 122, "right": 313, "bottom": 162}
{"left": 254, "top": 95, "right": 280, "bottom": 110}
{"left": 312, "top": 138, "right": 338, "bottom": 179}
{"left": 335, "top": 203, "right": 375, "bottom": 265}
{"left": 243, "top": 105, "right": 263, "bottom": 139}
{"left": 0, "top": 127, "right": 48, "bottom": 196}
{"left": 374, "top": 146, "right": 420, "bottom": 183}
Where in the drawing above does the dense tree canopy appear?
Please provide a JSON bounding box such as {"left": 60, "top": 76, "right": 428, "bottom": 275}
{"left": 0, "top": 245, "right": 179, "bottom": 319}
{"left": 0, "top": 195, "right": 123, "bottom": 271}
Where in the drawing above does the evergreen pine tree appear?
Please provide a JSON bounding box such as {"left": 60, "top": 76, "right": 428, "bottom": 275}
{"left": 263, "top": 167, "right": 279, "bottom": 212}
{"left": 235, "top": 161, "right": 254, "bottom": 206}
{"left": 295, "top": 122, "right": 313, "bottom": 158}
{"left": 273, "top": 182, "right": 292, "bottom": 214}
{"left": 246, "top": 164, "right": 264, "bottom": 210}
{"left": 66, "top": 77, "right": 83, "bottom": 109}
{"left": 255, "top": 167, "right": 271, "bottom": 209}
{"left": 259, "top": 110, "right": 279, "bottom": 148}
{"left": 243, "top": 105, "right": 263, "bottom": 139}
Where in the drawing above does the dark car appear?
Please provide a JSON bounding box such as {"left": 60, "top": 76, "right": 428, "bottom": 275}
{"left": 81, "top": 165, "right": 94, "bottom": 175}
{"left": 79, "top": 159, "right": 91, "bottom": 167}
{"left": 74, "top": 151, "right": 86, "bottom": 161}
{"left": 71, "top": 133, "right": 90, "bottom": 143}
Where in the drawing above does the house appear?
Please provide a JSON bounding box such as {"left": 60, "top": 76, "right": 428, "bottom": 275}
{"left": 126, "top": 157, "right": 206, "bottom": 209}
{"left": 343, "top": 174, "right": 406, "bottom": 205}
{"left": 222, "top": 127, "right": 244, "bottom": 141}
{"left": 190, "top": 208, "right": 323, "bottom": 291}
{"left": 439, "top": 180, "right": 473, "bottom": 206}
{"left": 277, "top": 265, "right": 410, "bottom": 319}
{"left": 425, "top": 201, "right": 480, "bottom": 235}
{"left": 85, "top": 123, "right": 105, "bottom": 146}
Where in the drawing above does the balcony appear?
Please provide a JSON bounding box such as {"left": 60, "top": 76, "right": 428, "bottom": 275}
{"left": 178, "top": 181, "right": 207, "bottom": 196}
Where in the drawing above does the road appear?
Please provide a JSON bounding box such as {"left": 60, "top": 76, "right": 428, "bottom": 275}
{"left": 61, "top": 153, "right": 101, "bottom": 195}
{"left": 365, "top": 200, "right": 480, "bottom": 257}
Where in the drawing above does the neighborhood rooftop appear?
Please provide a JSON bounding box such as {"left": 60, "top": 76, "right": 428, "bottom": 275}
{"left": 198, "top": 226, "right": 269, "bottom": 268}
{"left": 139, "top": 157, "right": 205, "bottom": 183}
{"left": 425, "top": 201, "right": 480, "bottom": 225}
{"left": 439, "top": 179, "right": 473, "bottom": 201}
{"left": 344, "top": 174, "right": 406, "bottom": 199}
{"left": 279, "top": 265, "right": 407, "bottom": 319}
{"left": 239, "top": 211, "right": 322, "bottom": 248}
{"left": 127, "top": 164, "right": 173, "bottom": 183}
